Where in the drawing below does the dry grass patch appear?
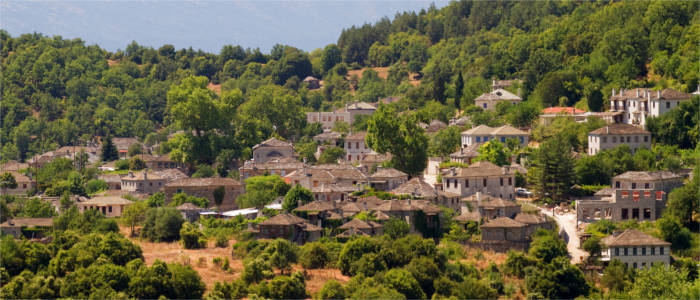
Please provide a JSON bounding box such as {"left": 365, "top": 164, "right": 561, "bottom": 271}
{"left": 460, "top": 246, "right": 509, "bottom": 270}
{"left": 207, "top": 82, "right": 222, "bottom": 95}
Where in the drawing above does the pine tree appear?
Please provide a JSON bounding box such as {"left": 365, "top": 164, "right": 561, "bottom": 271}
{"left": 528, "top": 136, "right": 574, "bottom": 204}
{"left": 100, "top": 135, "right": 119, "bottom": 162}
{"left": 455, "top": 72, "right": 464, "bottom": 105}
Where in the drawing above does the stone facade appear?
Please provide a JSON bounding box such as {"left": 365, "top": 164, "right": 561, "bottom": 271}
{"left": 78, "top": 196, "right": 133, "bottom": 217}
{"left": 442, "top": 161, "right": 517, "bottom": 200}
{"left": 367, "top": 167, "right": 408, "bottom": 191}
{"left": 461, "top": 125, "right": 529, "bottom": 148}
{"left": 588, "top": 124, "right": 651, "bottom": 155}
{"left": 2, "top": 171, "right": 35, "bottom": 195}
{"left": 239, "top": 157, "right": 304, "bottom": 180}
{"left": 164, "top": 178, "right": 244, "bottom": 211}
{"left": 121, "top": 171, "right": 165, "bottom": 195}
{"left": 601, "top": 229, "right": 671, "bottom": 269}
{"left": 344, "top": 132, "right": 371, "bottom": 162}
{"left": 576, "top": 189, "right": 667, "bottom": 222}
{"left": 252, "top": 138, "right": 295, "bottom": 164}
{"left": 306, "top": 102, "right": 376, "bottom": 130}
{"left": 609, "top": 88, "right": 691, "bottom": 127}
{"left": 474, "top": 88, "right": 522, "bottom": 110}
{"left": 141, "top": 154, "right": 186, "bottom": 170}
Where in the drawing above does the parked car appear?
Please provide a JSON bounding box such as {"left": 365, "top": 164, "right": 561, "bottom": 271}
{"left": 516, "top": 188, "right": 532, "bottom": 197}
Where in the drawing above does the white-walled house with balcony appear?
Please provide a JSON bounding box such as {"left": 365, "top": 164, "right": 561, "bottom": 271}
{"left": 608, "top": 88, "right": 691, "bottom": 127}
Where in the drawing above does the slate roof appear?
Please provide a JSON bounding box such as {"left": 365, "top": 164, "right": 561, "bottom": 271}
{"left": 613, "top": 171, "right": 684, "bottom": 181}
{"left": 476, "top": 196, "right": 521, "bottom": 208}
{"left": 122, "top": 171, "right": 163, "bottom": 181}
{"left": 259, "top": 213, "right": 308, "bottom": 226}
{"left": 444, "top": 161, "right": 514, "bottom": 178}
{"left": 601, "top": 229, "right": 670, "bottom": 247}
{"left": 338, "top": 218, "right": 375, "bottom": 230}
{"left": 303, "top": 76, "right": 319, "bottom": 82}
{"left": 390, "top": 177, "right": 438, "bottom": 198}
{"left": 346, "top": 102, "right": 377, "bottom": 110}
{"left": 313, "top": 131, "right": 342, "bottom": 141}
{"left": 481, "top": 217, "right": 526, "bottom": 228}
{"left": 241, "top": 157, "right": 304, "bottom": 170}
{"left": 369, "top": 167, "right": 407, "bottom": 179}
{"left": 153, "top": 169, "right": 189, "bottom": 182}
{"left": 336, "top": 229, "right": 371, "bottom": 238}
{"left": 98, "top": 173, "right": 123, "bottom": 183}
{"left": 81, "top": 196, "right": 133, "bottom": 206}
{"left": 455, "top": 209, "right": 481, "bottom": 222}
{"left": 589, "top": 124, "right": 650, "bottom": 135}
{"left": 0, "top": 218, "right": 54, "bottom": 227}
{"left": 176, "top": 203, "right": 204, "bottom": 210}
{"left": 294, "top": 201, "right": 337, "bottom": 212}
{"left": 462, "top": 125, "right": 495, "bottom": 135}
{"left": 4, "top": 171, "right": 31, "bottom": 183}
{"left": 491, "top": 125, "right": 528, "bottom": 136}
{"left": 0, "top": 161, "right": 29, "bottom": 172}
{"left": 252, "top": 138, "right": 293, "bottom": 150}
{"left": 360, "top": 152, "right": 391, "bottom": 164}
{"left": 513, "top": 213, "right": 548, "bottom": 224}
{"left": 610, "top": 88, "right": 690, "bottom": 101}
{"left": 475, "top": 88, "right": 522, "bottom": 101}
{"left": 165, "top": 177, "right": 242, "bottom": 187}
{"left": 345, "top": 131, "right": 367, "bottom": 141}
{"left": 450, "top": 144, "right": 480, "bottom": 159}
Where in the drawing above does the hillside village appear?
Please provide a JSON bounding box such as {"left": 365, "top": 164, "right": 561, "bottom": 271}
{"left": 1, "top": 1, "right": 699, "bottom": 299}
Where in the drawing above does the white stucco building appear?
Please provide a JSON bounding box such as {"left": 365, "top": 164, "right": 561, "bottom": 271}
{"left": 601, "top": 229, "right": 671, "bottom": 269}
{"left": 609, "top": 88, "right": 691, "bottom": 127}
{"left": 587, "top": 124, "right": 651, "bottom": 155}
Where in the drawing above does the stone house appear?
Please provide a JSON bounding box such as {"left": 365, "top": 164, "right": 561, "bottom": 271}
{"left": 461, "top": 125, "right": 529, "bottom": 148}
{"left": 441, "top": 161, "right": 517, "bottom": 200}
{"left": 121, "top": 171, "right": 166, "bottom": 195}
{"left": 611, "top": 171, "right": 685, "bottom": 192}
{"left": 0, "top": 218, "right": 53, "bottom": 238}
{"left": 252, "top": 138, "right": 295, "bottom": 164}
{"left": 609, "top": 88, "right": 691, "bottom": 127}
{"left": 357, "top": 152, "right": 391, "bottom": 173}
{"left": 293, "top": 200, "right": 342, "bottom": 227}
{"left": 390, "top": 177, "right": 439, "bottom": 200}
{"left": 176, "top": 202, "right": 205, "bottom": 223}
{"left": 78, "top": 196, "right": 133, "bottom": 217}
{"left": 373, "top": 200, "right": 442, "bottom": 235}
{"left": 2, "top": 171, "right": 35, "bottom": 195}
{"left": 98, "top": 174, "right": 123, "bottom": 190}
{"left": 306, "top": 102, "right": 376, "bottom": 130}
{"left": 141, "top": 154, "right": 186, "bottom": 170}
{"left": 513, "top": 213, "right": 554, "bottom": 236}
{"left": 587, "top": 124, "right": 651, "bottom": 155}
{"left": 576, "top": 189, "right": 667, "bottom": 222}
{"left": 450, "top": 144, "right": 479, "bottom": 164}
{"left": 239, "top": 157, "right": 304, "bottom": 180}
{"left": 0, "top": 160, "right": 29, "bottom": 172}
{"left": 337, "top": 218, "right": 383, "bottom": 236}
{"left": 344, "top": 131, "right": 372, "bottom": 162}
{"left": 164, "top": 177, "right": 244, "bottom": 211}
{"left": 480, "top": 217, "right": 528, "bottom": 251}
{"left": 601, "top": 229, "right": 671, "bottom": 269}
{"left": 465, "top": 193, "right": 521, "bottom": 220}
{"left": 254, "top": 213, "right": 322, "bottom": 243}
{"left": 313, "top": 131, "right": 343, "bottom": 146}
{"left": 474, "top": 88, "right": 522, "bottom": 110}
{"left": 367, "top": 167, "right": 408, "bottom": 191}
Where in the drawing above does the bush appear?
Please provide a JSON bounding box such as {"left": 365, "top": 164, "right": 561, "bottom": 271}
{"left": 180, "top": 222, "right": 206, "bottom": 249}
{"left": 129, "top": 157, "right": 146, "bottom": 170}
{"left": 192, "top": 164, "right": 215, "bottom": 178}
{"left": 115, "top": 159, "right": 129, "bottom": 170}
{"left": 383, "top": 218, "right": 410, "bottom": 239}
{"left": 141, "top": 207, "right": 185, "bottom": 242}
{"left": 209, "top": 279, "right": 248, "bottom": 299}
{"left": 317, "top": 280, "right": 346, "bottom": 300}
{"left": 502, "top": 250, "right": 536, "bottom": 278}
{"left": 300, "top": 242, "right": 330, "bottom": 269}
{"left": 215, "top": 233, "right": 229, "bottom": 248}
{"left": 382, "top": 268, "right": 426, "bottom": 299}
{"left": 242, "top": 257, "right": 273, "bottom": 284}
{"left": 85, "top": 179, "right": 108, "bottom": 194}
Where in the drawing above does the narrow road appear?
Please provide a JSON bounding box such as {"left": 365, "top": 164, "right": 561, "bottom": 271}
{"left": 539, "top": 207, "right": 588, "bottom": 264}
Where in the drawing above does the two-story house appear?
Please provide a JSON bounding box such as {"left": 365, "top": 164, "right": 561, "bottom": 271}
{"left": 306, "top": 102, "right": 376, "bottom": 130}
{"left": 587, "top": 124, "right": 651, "bottom": 155}
{"left": 252, "top": 138, "right": 295, "bottom": 163}
{"left": 441, "top": 161, "right": 517, "bottom": 200}
{"left": 344, "top": 131, "right": 372, "bottom": 162}
{"left": 461, "top": 125, "right": 529, "bottom": 148}
{"left": 601, "top": 229, "right": 671, "bottom": 269}
{"left": 609, "top": 88, "right": 691, "bottom": 127}
{"left": 474, "top": 88, "right": 522, "bottom": 110}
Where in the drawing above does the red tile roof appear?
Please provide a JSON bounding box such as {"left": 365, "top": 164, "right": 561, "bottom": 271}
{"left": 541, "top": 107, "right": 586, "bottom": 115}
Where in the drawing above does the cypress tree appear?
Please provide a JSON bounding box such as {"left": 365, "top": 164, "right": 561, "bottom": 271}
{"left": 100, "top": 135, "right": 119, "bottom": 162}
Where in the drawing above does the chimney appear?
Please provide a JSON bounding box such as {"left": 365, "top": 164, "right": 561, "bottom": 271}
{"left": 460, "top": 147, "right": 464, "bottom": 155}
{"left": 657, "top": 90, "right": 661, "bottom": 99}
{"left": 143, "top": 171, "right": 147, "bottom": 180}
{"left": 612, "top": 88, "right": 616, "bottom": 96}
{"left": 450, "top": 167, "right": 456, "bottom": 176}
{"left": 635, "top": 89, "right": 639, "bottom": 97}
{"left": 476, "top": 192, "right": 482, "bottom": 205}
{"left": 606, "top": 126, "right": 609, "bottom": 134}
{"left": 128, "top": 171, "right": 134, "bottom": 178}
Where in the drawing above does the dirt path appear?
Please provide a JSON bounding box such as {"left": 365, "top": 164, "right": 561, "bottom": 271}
{"left": 539, "top": 208, "right": 588, "bottom": 264}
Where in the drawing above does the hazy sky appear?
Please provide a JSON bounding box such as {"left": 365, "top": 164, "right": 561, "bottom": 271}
{"left": 1, "top": 0, "right": 449, "bottom": 53}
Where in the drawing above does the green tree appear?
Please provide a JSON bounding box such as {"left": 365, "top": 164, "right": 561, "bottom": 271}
{"left": 366, "top": 105, "right": 427, "bottom": 176}
{"left": 237, "top": 175, "right": 289, "bottom": 209}
{"left": 266, "top": 239, "right": 298, "bottom": 274}
{"left": 382, "top": 268, "right": 426, "bottom": 299}
{"left": 180, "top": 222, "right": 206, "bottom": 249}
{"left": 191, "top": 164, "right": 215, "bottom": 178}
{"left": 121, "top": 200, "right": 147, "bottom": 237}
{"left": 317, "top": 280, "right": 346, "bottom": 300}
{"left": 283, "top": 184, "right": 313, "bottom": 212}
{"left": 212, "top": 186, "right": 226, "bottom": 207}
{"left": 318, "top": 146, "right": 346, "bottom": 164}
{"left": 129, "top": 157, "right": 146, "bottom": 170}
{"left": 428, "top": 126, "right": 461, "bottom": 157}
{"left": 101, "top": 135, "right": 119, "bottom": 162}
{"left": 601, "top": 259, "right": 631, "bottom": 292}
{"left": 664, "top": 165, "right": 699, "bottom": 228}
{"left": 127, "top": 143, "right": 143, "bottom": 157}
{"left": 383, "top": 218, "right": 410, "bottom": 239}
{"left": 0, "top": 172, "right": 18, "bottom": 195}
{"left": 629, "top": 263, "right": 694, "bottom": 299}
{"left": 475, "top": 141, "right": 510, "bottom": 166}
{"left": 656, "top": 216, "right": 692, "bottom": 251}
{"left": 528, "top": 230, "right": 567, "bottom": 263}
{"left": 242, "top": 257, "right": 274, "bottom": 284}
{"left": 140, "top": 207, "right": 184, "bottom": 242}
{"left": 502, "top": 250, "right": 537, "bottom": 278}
{"left": 582, "top": 235, "right": 602, "bottom": 259}
{"left": 299, "top": 242, "right": 331, "bottom": 269}
{"left": 321, "top": 44, "right": 342, "bottom": 75}
{"left": 528, "top": 135, "right": 575, "bottom": 204}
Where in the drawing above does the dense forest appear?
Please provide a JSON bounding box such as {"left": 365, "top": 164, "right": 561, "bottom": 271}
{"left": 2, "top": 0, "right": 697, "bottom": 166}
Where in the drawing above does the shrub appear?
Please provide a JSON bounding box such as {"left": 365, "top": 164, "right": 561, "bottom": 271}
{"left": 215, "top": 233, "right": 229, "bottom": 248}
{"left": 242, "top": 257, "right": 273, "bottom": 284}
{"left": 383, "top": 218, "right": 410, "bottom": 239}
{"left": 317, "top": 280, "right": 346, "bottom": 300}
{"left": 85, "top": 179, "right": 108, "bottom": 194}
{"left": 180, "top": 222, "right": 206, "bottom": 249}
{"left": 299, "top": 242, "right": 330, "bottom": 269}
{"left": 502, "top": 250, "right": 537, "bottom": 278}
{"left": 209, "top": 279, "right": 248, "bottom": 299}
{"left": 140, "top": 207, "right": 185, "bottom": 242}
{"left": 129, "top": 157, "right": 146, "bottom": 170}
{"left": 115, "top": 159, "right": 129, "bottom": 170}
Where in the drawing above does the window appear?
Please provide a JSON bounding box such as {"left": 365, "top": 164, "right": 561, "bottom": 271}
{"left": 644, "top": 183, "right": 649, "bottom": 189}
{"left": 632, "top": 208, "right": 639, "bottom": 219}
{"left": 660, "top": 247, "right": 664, "bottom": 255}
{"left": 22, "top": 184, "right": 26, "bottom": 188}
{"left": 348, "top": 142, "right": 352, "bottom": 149}
{"left": 624, "top": 248, "right": 628, "bottom": 256}
{"left": 612, "top": 136, "right": 617, "bottom": 143}
{"left": 651, "top": 247, "right": 655, "bottom": 255}
{"left": 632, "top": 183, "right": 636, "bottom": 189}
{"left": 465, "top": 180, "right": 469, "bottom": 188}
{"left": 149, "top": 182, "right": 153, "bottom": 186}
{"left": 347, "top": 155, "right": 351, "bottom": 160}
{"left": 500, "top": 178, "right": 503, "bottom": 186}
{"left": 446, "top": 180, "right": 450, "bottom": 188}
{"left": 615, "top": 248, "right": 619, "bottom": 256}
{"left": 626, "top": 136, "right": 631, "bottom": 143}
{"left": 483, "top": 103, "right": 487, "bottom": 109}
{"left": 633, "top": 263, "right": 637, "bottom": 269}
{"left": 615, "top": 181, "right": 620, "bottom": 188}
{"left": 519, "top": 136, "right": 524, "bottom": 143}
{"left": 653, "top": 102, "right": 656, "bottom": 108}
{"left": 633, "top": 247, "right": 637, "bottom": 256}
{"left": 483, "top": 179, "right": 487, "bottom": 187}
{"left": 602, "top": 136, "right": 607, "bottom": 143}
{"left": 476, "top": 137, "right": 481, "bottom": 142}
{"left": 508, "top": 177, "right": 512, "bottom": 185}
{"left": 642, "top": 247, "right": 646, "bottom": 255}
{"left": 644, "top": 136, "right": 648, "bottom": 142}
{"left": 666, "top": 102, "right": 670, "bottom": 109}
{"left": 108, "top": 206, "right": 112, "bottom": 213}
{"left": 500, "top": 137, "right": 505, "bottom": 142}
{"left": 356, "top": 142, "right": 360, "bottom": 149}
{"left": 622, "top": 208, "right": 628, "bottom": 220}
{"left": 644, "top": 208, "right": 651, "bottom": 219}
{"left": 635, "top": 136, "right": 639, "bottom": 142}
